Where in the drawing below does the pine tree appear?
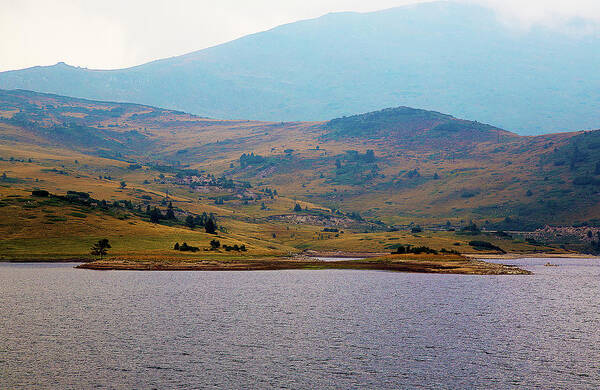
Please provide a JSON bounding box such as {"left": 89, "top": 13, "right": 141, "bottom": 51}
{"left": 205, "top": 217, "right": 217, "bottom": 234}
{"left": 185, "top": 215, "right": 196, "bottom": 229}
{"left": 166, "top": 201, "right": 176, "bottom": 220}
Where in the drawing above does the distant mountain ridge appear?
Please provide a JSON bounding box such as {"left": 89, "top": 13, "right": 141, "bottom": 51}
{"left": 1, "top": 1, "right": 599, "bottom": 134}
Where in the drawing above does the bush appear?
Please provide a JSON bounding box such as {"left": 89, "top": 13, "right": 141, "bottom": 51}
{"left": 210, "top": 239, "right": 221, "bottom": 249}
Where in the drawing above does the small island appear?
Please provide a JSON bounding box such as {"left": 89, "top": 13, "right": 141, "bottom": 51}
{"left": 77, "top": 252, "right": 531, "bottom": 275}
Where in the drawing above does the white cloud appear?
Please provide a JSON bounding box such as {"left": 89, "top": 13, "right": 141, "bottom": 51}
{"left": 0, "top": 0, "right": 599, "bottom": 72}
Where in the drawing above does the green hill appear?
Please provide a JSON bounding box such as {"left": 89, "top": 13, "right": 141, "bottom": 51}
{"left": 1, "top": 89, "right": 598, "bottom": 259}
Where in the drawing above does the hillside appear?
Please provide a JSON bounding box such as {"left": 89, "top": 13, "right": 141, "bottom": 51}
{"left": 1, "top": 2, "right": 600, "bottom": 134}
{"left": 1, "top": 89, "right": 599, "bottom": 260}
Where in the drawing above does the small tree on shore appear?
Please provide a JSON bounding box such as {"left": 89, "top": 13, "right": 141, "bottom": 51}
{"left": 91, "top": 239, "right": 111, "bottom": 260}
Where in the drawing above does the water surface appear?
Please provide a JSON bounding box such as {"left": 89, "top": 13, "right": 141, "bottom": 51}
{"left": 1, "top": 258, "right": 599, "bottom": 389}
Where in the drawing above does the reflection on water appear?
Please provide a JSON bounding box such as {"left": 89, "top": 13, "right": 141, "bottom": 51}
{"left": 1, "top": 258, "right": 599, "bottom": 389}
{"left": 313, "top": 257, "right": 365, "bottom": 262}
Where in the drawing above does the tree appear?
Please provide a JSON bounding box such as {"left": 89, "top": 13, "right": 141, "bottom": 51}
{"left": 149, "top": 207, "right": 163, "bottom": 223}
{"left": 293, "top": 203, "right": 302, "bottom": 212}
{"left": 91, "top": 239, "right": 111, "bottom": 260}
{"left": 185, "top": 215, "right": 196, "bottom": 229}
{"left": 205, "top": 217, "right": 217, "bottom": 234}
{"left": 119, "top": 181, "right": 127, "bottom": 189}
{"left": 174, "top": 242, "right": 180, "bottom": 250}
{"left": 210, "top": 239, "right": 221, "bottom": 249}
{"left": 166, "top": 201, "right": 176, "bottom": 220}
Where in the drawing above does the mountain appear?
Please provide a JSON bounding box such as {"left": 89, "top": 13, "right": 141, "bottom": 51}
{"left": 1, "top": 2, "right": 599, "bottom": 135}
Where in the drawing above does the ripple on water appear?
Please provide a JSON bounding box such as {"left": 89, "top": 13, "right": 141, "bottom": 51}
{"left": 0, "top": 259, "right": 599, "bottom": 389}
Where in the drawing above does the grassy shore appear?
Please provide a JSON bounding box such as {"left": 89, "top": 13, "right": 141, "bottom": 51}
{"left": 76, "top": 253, "right": 531, "bottom": 275}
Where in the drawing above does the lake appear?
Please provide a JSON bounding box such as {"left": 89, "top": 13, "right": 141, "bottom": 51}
{"left": 1, "top": 258, "right": 599, "bottom": 389}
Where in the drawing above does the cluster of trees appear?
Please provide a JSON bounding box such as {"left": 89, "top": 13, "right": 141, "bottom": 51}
{"left": 184, "top": 212, "right": 217, "bottom": 234}
{"left": 332, "top": 150, "right": 380, "bottom": 186}
{"left": 344, "top": 150, "right": 376, "bottom": 162}
{"left": 173, "top": 242, "right": 199, "bottom": 252}
{"left": 392, "top": 244, "right": 461, "bottom": 255}
{"left": 261, "top": 188, "right": 278, "bottom": 197}
{"left": 174, "top": 240, "right": 244, "bottom": 252}
{"left": 147, "top": 202, "right": 176, "bottom": 223}
{"left": 0, "top": 156, "right": 33, "bottom": 163}
{"left": 461, "top": 221, "right": 481, "bottom": 235}
{"left": 223, "top": 244, "right": 247, "bottom": 252}
{"left": 31, "top": 190, "right": 49, "bottom": 197}
{"left": 469, "top": 240, "right": 506, "bottom": 253}
{"left": 393, "top": 245, "right": 439, "bottom": 255}
{"left": 239, "top": 152, "right": 266, "bottom": 168}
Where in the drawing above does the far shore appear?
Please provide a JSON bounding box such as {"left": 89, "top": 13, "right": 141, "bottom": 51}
{"left": 466, "top": 253, "right": 599, "bottom": 260}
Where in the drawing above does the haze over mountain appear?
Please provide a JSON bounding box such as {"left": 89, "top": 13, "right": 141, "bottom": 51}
{"left": 1, "top": 1, "right": 599, "bottom": 135}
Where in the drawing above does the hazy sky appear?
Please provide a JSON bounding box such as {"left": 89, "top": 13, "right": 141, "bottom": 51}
{"left": 1, "top": 0, "right": 599, "bottom": 72}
